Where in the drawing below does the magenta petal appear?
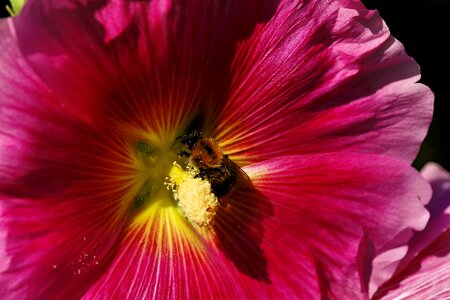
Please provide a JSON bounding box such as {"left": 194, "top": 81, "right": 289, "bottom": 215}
{"left": 373, "top": 163, "right": 450, "bottom": 299}
{"left": 241, "top": 154, "right": 430, "bottom": 298}
{"left": 373, "top": 233, "right": 450, "bottom": 300}
{"left": 11, "top": 0, "right": 282, "bottom": 135}
{"left": 0, "top": 126, "right": 136, "bottom": 299}
{"left": 82, "top": 210, "right": 247, "bottom": 300}
{"left": 83, "top": 183, "right": 272, "bottom": 299}
{"left": 370, "top": 163, "right": 448, "bottom": 295}
{"left": 374, "top": 232, "right": 450, "bottom": 300}
{"left": 0, "top": 51, "right": 140, "bottom": 300}
{"left": 419, "top": 163, "right": 450, "bottom": 243}
{"left": 214, "top": 1, "right": 433, "bottom": 165}
{"left": 0, "top": 206, "right": 8, "bottom": 276}
{"left": 0, "top": 135, "right": 139, "bottom": 300}
{"left": 77, "top": 153, "right": 431, "bottom": 299}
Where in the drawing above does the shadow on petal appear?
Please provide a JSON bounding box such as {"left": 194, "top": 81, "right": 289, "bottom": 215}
{"left": 213, "top": 179, "right": 273, "bottom": 282}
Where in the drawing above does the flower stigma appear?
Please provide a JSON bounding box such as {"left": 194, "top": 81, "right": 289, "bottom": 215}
{"left": 165, "top": 162, "right": 219, "bottom": 227}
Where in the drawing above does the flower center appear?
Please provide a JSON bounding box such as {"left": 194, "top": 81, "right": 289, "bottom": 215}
{"left": 131, "top": 132, "right": 238, "bottom": 228}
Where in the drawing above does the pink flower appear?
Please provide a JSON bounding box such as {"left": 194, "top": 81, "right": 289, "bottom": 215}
{"left": 372, "top": 163, "right": 450, "bottom": 299}
{"left": 0, "top": 0, "right": 433, "bottom": 299}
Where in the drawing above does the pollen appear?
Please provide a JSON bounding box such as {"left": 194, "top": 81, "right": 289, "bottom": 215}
{"left": 166, "top": 162, "right": 219, "bottom": 227}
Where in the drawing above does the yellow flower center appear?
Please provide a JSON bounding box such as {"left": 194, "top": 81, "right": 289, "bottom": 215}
{"left": 129, "top": 138, "right": 221, "bottom": 229}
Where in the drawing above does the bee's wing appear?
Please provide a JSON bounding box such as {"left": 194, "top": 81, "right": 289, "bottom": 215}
{"left": 226, "top": 158, "right": 251, "bottom": 183}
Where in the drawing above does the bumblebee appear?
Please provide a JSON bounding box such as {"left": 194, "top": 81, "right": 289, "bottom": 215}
{"left": 178, "top": 131, "right": 248, "bottom": 198}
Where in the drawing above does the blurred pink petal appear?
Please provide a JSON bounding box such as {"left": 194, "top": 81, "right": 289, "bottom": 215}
{"left": 373, "top": 163, "right": 450, "bottom": 299}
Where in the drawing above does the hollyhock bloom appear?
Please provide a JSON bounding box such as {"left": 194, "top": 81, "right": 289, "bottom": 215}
{"left": 0, "top": 0, "right": 433, "bottom": 299}
{"left": 372, "top": 163, "right": 450, "bottom": 299}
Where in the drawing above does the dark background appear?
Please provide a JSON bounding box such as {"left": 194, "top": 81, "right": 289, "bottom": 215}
{"left": 1, "top": 1, "right": 449, "bottom": 170}
{"left": 0, "top": 0, "right": 10, "bottom": 17}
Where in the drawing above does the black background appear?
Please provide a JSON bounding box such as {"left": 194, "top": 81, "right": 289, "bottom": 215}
{"left": 0, "top": 0, "right": 10, "bottom": 17}
{"left": 1, "top": 1, "right": 449, "bottom": 169}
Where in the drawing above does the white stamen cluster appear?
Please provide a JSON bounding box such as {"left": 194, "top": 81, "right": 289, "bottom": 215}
{"left": 165, "top": 162, "right": 219, "bottom": 227}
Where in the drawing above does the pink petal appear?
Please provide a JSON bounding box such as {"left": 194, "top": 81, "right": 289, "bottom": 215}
{"left": 0, "top": 39, "right": 147, "bottom": 297}
{"left": 83, "top": 203, "right": 247, "bottom": 299}
{"left": 373, "top": 231, "right": 450, "bottom": 299}
{"left": 0, "top": 205, "right": 8, "bottom": 275}
{"left": 213, "top": 1, "right": 433, "bottom": 165}
{"left": 81, "top": 154, "right": 430, "bottom": 298}
{"left": 419, "top": 163, "right": 450, "bottom": 240}
{"left": 0, "top": 130, "right": 141, "bottom": 300}
{"left": 83, "top": 176, "right": 274, "bottom": 299}
{"left": 0, "top": 127, "right": 151, "bottom": 299}
{"left": 10, "top": 0, "right": 282, "bottom": 138}
{"left": 373, "top": 163, "right": 450, "bottom": 299}
{"left": 241, "top": 154, "right": 430, "bottom": 298}
{"left": 0, "top": 75, "right": 151, "bottom": 299}
{"left": 374, "top": 229, "right": 450, "bottom": 300}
